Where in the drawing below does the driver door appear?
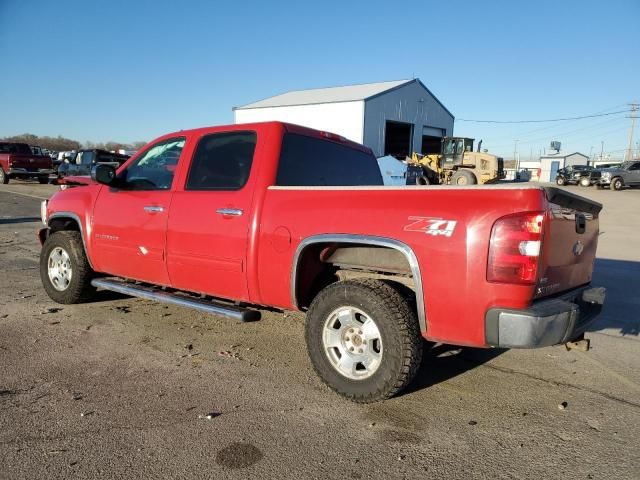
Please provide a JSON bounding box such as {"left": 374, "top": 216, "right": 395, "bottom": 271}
{"left": 91, "top": 137, "right": 186, "bottom": 285}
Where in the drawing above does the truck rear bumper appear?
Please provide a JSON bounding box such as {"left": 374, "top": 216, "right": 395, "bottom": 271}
{"left": 485, "top": 286, "right": 605, "bottom": 348}
{"left": 9, "top": 168, "right": 53, "bottom": 177}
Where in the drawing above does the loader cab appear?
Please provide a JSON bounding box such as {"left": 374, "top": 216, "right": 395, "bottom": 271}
{"left": 442, "top": 137, "right": 474, "bottom": 166}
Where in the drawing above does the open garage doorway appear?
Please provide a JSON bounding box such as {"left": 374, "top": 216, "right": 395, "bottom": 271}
{"left": 384, "top": 121, "right": 413, "bottom": 158}
{"left": 421, "top": 126, "right": 445, "bottom": 155}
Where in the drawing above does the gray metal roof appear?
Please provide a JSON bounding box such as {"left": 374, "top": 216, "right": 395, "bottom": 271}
{"left": 540, "top": 152, "right": 589, "bottom": 159}
{"left": 235, "top": 79, "right": 413, "bottom": 110}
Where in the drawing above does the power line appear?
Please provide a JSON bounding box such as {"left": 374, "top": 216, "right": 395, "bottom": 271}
{"left": 473, "top": 103, "right": 629, "bottom": 142}
{"left": 488, "top": 117, "right": 628, "bottom": 149}
{"left": 457, "top": 109, "right": 629, "bottom": 124}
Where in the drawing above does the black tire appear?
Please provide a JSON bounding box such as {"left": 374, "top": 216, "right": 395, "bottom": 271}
{"left": 611, "top": 177, "right": 624, "bottom": 191}
{"left": 451, "top": 169, "right": 477, "bottom": 186}
{"left": 305, "top": 279, "right": 423, "bottom": 403}
{"left": 556, "top": 177, "right": 565, "bottom": 186}
{"left": 40, "top": 231, "right": 96, "bottom": 304}
{"left": 0, "top": 168, "right": 9, "bottom": 184}
{"left": 38, "top": 175, "right": 49, "bottom": 184}
{"left": 416, "top": 175, "right": 430, "bottom": 186}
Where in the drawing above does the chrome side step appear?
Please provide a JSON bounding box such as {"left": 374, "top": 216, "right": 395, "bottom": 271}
{"left": 91, "top": 278, "right": 260, "bottom": 322}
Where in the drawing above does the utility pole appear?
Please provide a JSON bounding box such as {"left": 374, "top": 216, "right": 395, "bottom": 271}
{"left": 600, "top": 141, "right": 604, "bottom": 162}
{"left": 514, "top": 140, "right": 519, "bottom": 171}
{"left": 626, "top": 103, "right": 639, "bottom": 161}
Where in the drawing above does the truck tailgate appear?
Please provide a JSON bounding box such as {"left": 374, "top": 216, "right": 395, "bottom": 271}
{"left": 9, "top": 154, "right": 51, "bottom": 170}
{"left": 536, "top": 188, "right": 602, "bottom": 299}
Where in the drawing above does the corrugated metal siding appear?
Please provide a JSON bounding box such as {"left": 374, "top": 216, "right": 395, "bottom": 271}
{"left": 234, "top": 101, "right": 365, "bottom": 144}
{"left": 362, "top": 81, "right": 454, "bottom": 157}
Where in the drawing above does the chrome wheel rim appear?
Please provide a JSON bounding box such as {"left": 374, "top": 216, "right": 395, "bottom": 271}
{"left": 322, "top": 306, "right": 383, "bottom": 380}
{"left": 47, "top": 247, "right": 72, "bottom": 291}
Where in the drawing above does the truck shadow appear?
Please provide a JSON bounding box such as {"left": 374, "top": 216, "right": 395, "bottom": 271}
{"left": 589, "top": 258, "right": 640, "bottom": 336}
{"left": 402, "top": 344, "right": 506, "bottom": 396}
{"left": 0, "top": 216, "right": 41, "bottom": 225}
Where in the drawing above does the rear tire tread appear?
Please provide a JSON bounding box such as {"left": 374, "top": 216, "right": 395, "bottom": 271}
{"left": 305, "top": 279, "right": 423, "bottom": 403}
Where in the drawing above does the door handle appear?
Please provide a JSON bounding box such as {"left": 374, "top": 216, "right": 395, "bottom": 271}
{"left": 216, "top": 208, "right": 243, "bottom": 217}
{"left": 143, "top": 205, "right": 164, "bottom": 213}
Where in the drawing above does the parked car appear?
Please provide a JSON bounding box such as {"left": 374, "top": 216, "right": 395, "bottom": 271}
{"left": 596, "top": 160, "right": 640, "bottom": 190}
{"left": 555, "top": 165, "right": 596, "bottom": 186}
{"left": 0, "top": 142, "right": 53, "bottom": 184}
{"left": 57, "top": 149, "right": 130, "bottom": 179}
{"left": 37, "top": 121, "right": 605, "bottom": 403}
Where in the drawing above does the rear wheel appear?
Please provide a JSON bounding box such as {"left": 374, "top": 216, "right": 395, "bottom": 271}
{"left": 451, "top": 169, "right": 477, "bottom": 186}
{"left": 38, "top": 175, "right": 49, "bottom": 184}
{"left": 611, "top": 177, "right": 624, "bottom": 191}
{"left": 579, "top": 177, "right": 591, "bottom": 187}
{"left": 556, "top": 177, "right": 565, "bottom": 186}
{"left": 305, "top": 279, "right": 423, "bottom": 403}
{"left": 40, "top": 231, "right": 96, "bottom": 304}
{"left": 0, "top": 168, "right": 9, "bottom": 184}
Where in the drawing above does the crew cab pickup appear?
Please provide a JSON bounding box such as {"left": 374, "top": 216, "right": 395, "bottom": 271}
{"left": 38, "top": 122, "right": 606, "bottom": 402}
{"left": 57, "top": 149, "right": 130, "bottom": 180}
{"left": 596, "top": 160, "right": 640, "bottom": 190}
{"left": 0, "top": 142, "right": 53, "bottom": 184}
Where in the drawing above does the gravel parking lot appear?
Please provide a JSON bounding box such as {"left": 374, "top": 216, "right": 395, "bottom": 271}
{"left": 1, "top": 181, "right": 638, "bottom": 479}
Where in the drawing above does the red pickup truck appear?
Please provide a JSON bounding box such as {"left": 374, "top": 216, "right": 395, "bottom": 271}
{"left": 37, "top": 122, "right": 605, "bottom": 402}
{"left": 0, "top": 142, "right": 53, "bottom": 184}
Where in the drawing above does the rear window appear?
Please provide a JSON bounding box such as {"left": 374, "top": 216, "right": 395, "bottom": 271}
{"left": 0, "top": 143, "right": 32, "bottom": 154}
{"left": 276, "top": 133, "right": 382, "bottom": 186}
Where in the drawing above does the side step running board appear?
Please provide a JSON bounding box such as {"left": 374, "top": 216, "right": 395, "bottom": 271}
{"left": 91, "top": 278, "right": 260, "bottom": 322}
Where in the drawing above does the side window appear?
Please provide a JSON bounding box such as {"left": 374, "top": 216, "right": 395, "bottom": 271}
{"left": 186, "top": 131, "right": 256, "bottom": 191}
{"left": 77, "top": 151, "right": 95, "bottom": 165}
{"left": 118, "top": 137, "right": 185, "bottom": 190}
{"left": 630, "top": 163, "right": 640, "bottom": 171}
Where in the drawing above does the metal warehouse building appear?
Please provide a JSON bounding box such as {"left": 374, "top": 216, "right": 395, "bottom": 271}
{"left": 234, "top": 79, "right": 454, "bottom": 158}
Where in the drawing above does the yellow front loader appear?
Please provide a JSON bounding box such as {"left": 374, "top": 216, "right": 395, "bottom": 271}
{"left": 409, "top": 137, "right": 504, "bottom": 185}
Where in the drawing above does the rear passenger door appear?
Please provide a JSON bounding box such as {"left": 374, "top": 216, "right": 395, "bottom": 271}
{"left": 166, "top": 130, "right": 258, "bottom": 301}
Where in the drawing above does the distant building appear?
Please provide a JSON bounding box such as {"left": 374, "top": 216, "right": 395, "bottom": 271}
{"left": 233, "top": 79, "right": 454, "bottom": 158}
{"left": 520, "top": 151, "right": 589, "bottom": 182}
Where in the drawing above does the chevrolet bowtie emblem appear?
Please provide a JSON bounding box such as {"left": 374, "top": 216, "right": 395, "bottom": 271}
{"left": 572, "top": 240, "right": 584, "bottom": 256}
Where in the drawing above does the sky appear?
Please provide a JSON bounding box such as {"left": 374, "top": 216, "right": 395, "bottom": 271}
{"left": 0, "top": 0, "right": 638, "bottom": 159}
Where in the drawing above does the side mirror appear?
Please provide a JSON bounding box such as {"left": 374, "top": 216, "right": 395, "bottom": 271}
{"left": 92, "top": 164, "right": 117, "bottom": 185}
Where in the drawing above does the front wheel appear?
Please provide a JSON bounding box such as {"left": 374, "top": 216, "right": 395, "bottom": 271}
{"left": 38, "top": 175, "right": 49, "bottom": 184}
{"left": 579, "top": 177, "right": 591, "bottom": 187}
{"left": 611, "top": 177, "right": 624, "bottom": 191}
{"left": 0, "top": 168, "right": 9, "bottom": 184}
{"left": 305, "top": 279, "right": 423, "bottom": 403}
{"left": 40, "top": 231, "right": 96, "bottom": 304}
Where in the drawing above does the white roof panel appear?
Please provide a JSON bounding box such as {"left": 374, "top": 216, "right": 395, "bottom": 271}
{"left": 235, "top": 79, "right": 412, "bottom": 110}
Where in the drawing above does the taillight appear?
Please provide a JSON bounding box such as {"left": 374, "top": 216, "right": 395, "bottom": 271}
{"left": 487, "top": 211, "right": 545, "bottom": 285}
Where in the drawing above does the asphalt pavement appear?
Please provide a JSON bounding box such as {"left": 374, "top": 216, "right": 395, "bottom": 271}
{"left": 0, "top": 181, "right": 638, "bottom": 479}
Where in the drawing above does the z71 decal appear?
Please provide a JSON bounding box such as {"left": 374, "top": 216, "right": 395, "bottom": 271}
{"left": 404, "top": 217, "right": 457, "bottom": 237}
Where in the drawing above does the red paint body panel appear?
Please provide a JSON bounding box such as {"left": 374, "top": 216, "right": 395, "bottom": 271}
{"left": 43, "top": 122, "right": 600, "bottom": 348}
